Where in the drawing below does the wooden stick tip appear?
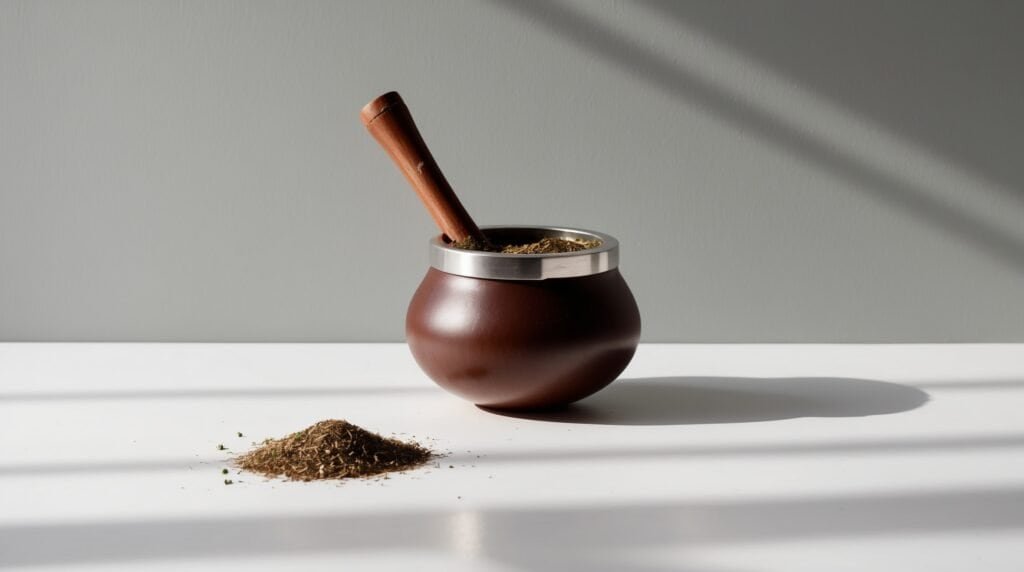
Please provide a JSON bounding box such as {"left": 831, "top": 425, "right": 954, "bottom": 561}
{"left": 360, "top": 91, "right": 405, "bottom": 126}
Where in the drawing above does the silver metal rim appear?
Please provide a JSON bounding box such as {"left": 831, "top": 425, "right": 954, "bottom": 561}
{"left": 429, "top": 225, "right": 619, "bottom": 280}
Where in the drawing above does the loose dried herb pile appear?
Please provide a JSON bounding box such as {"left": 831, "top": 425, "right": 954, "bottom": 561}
{"left": 452, "top": 236, "right": 601, "bottom": 254}
{"left": 234, "top": 420, "right": 433, "bottom": 481}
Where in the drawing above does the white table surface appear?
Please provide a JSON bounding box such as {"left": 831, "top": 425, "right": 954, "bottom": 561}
{"left": 2, "top": 343, "right": 1023, "bottom": 571}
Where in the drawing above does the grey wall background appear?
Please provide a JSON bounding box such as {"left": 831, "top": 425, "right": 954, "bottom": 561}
{"left": 2, "top": 0, "right": 1023, "bottom": 342}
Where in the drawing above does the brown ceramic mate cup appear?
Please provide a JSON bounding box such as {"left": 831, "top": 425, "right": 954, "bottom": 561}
{"left": 406, "top": 226, "right": 641, "bottom": 410}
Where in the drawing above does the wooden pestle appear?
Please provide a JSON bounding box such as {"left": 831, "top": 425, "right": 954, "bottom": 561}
{"left": 361, "top": 91, "right": 489, "bottom": 245}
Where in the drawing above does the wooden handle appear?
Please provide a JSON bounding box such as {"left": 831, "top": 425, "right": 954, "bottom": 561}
{"left": 361, "top": 91, "right": 487, "bottom": 244}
